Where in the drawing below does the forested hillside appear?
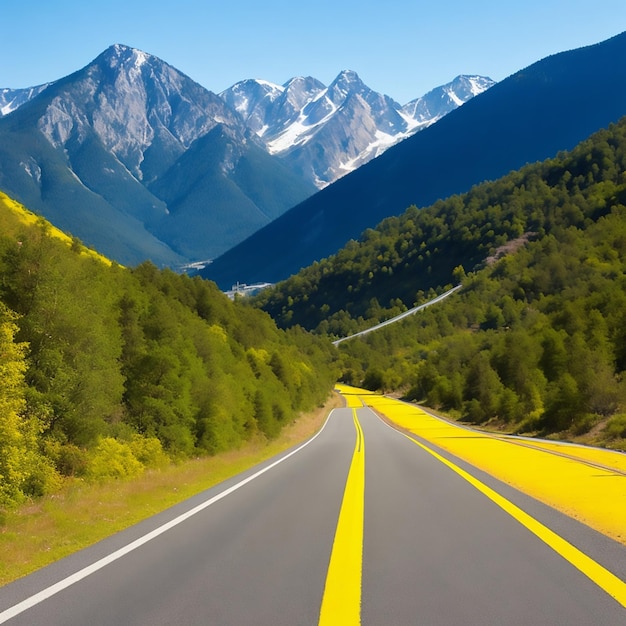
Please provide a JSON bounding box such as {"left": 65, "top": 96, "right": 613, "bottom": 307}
{"left": 203, "top": 31, "right": 626, "bottom": 289}
{"left": 253, "top": 118, "right": 626, "bottom": 446}
{"left": 0, "top": 193, "right": 337, "bottom": 508}
{"left": 256, "top": 118, "right": 626, "bottom": 332}
{"left": 4, "top": 112, "right": 626, "bottom": 511}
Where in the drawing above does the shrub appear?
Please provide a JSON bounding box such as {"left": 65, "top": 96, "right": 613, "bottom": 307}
{"left": 56, "top": 443, "right": 89, "bottom": 477}
{"left": 605, "top": 414, "right": 626, "bottom": 439}
{"left": 86, "top": 438, "right": 144, "bottom": 481}
{"left": 128, "top": 435, "right": 169, "bottom": 469}
{"left": 571, "top": 413, "right": 599, "bottom": 436}
{"left": 21, "top": 457, "right": 62, "bottom": 498}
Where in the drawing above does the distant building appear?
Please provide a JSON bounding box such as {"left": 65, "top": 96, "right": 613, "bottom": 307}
{"left": 225, "top": 282, "right": 273, "bottom": 299}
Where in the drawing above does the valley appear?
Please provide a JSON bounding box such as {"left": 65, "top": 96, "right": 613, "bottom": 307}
{"left": 0, "top": 26, "right": 625, "bottom": 625}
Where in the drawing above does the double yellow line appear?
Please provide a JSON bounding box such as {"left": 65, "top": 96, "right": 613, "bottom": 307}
{"left": 319, "top": 409, "right": 365, "bottom": 625}
{"left": 318, "top": 398, "right": 626, "bottom": 624}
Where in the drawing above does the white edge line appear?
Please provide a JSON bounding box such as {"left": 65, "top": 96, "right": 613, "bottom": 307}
{"left": 0, "top": 410, "right": 337, "bottom": 623}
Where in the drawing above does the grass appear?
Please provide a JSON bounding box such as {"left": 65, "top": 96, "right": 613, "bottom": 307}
{"left": 0, "top": 394, "right": 342, "bottom": 586}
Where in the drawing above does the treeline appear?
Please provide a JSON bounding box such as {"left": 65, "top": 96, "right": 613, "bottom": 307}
{"left": 0, "top": 199, "right": 338, "bottom": 508}
{"left": 255, "top": 117, "right": 626, "bottom": 445}
{"left": 336, "top": 204, "right": 626, "bottom": 444}
{"left": 254, "top": 117, "right": 626, "bottom": 338}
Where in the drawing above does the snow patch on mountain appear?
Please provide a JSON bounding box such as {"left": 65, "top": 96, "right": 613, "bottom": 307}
{"left": 0, "top": 84, "right": 51, "bottom": 116}
{"left": 267, "top": 95, "right": 339, "bottom": 154}
{"left": 221, "top": 72, "right": 495, "bottom": 187}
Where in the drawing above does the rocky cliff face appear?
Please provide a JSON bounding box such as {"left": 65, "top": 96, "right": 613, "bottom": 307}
{"left": 37, "top": 45, "right": 248, "bottom": 183}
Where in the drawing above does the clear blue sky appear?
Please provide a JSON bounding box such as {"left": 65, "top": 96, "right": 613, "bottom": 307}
{"left": 3, "top": 1, "right": 626, "bottom": 104}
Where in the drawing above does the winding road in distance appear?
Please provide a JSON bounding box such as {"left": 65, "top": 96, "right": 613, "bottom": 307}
{"left": 1, "top": 390, "right": 625, "bottom": 625}
{"left": 332, "top": 284, "right": 463, "bottom": 345}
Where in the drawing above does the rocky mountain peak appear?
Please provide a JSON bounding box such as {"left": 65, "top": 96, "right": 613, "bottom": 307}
{"left": 223, "top": 69, "right": 492, "bottom": 187}
{"left": 34, "top": 44, "right": 244, "bottom": 182}
{"left": 330, "top": 69, "right": 363, "bottom": 89}
{"left": 281, "top": 76, "right": 325, "bottom": 111}
{"left": 401, "top": 74, "right": 496, "bottom": 127}
{"left": 98, "top": 43, "right": 149, "bottom": 69}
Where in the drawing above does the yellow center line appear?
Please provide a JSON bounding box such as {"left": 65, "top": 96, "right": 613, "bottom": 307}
{"left": 394, "top": 427, "right": 626, "bottom": 609}
{"left": 318, "top": 409, "right": 365, "bottom": 625}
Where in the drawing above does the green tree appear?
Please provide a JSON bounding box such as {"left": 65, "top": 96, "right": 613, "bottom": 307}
{"left": 541, "top": 373, "right": 583, "bottom": 432}
{"left": 0, "top": 304, "right": 59, "bottom": 506}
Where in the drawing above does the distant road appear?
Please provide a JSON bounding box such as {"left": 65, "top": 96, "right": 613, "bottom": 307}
{"left": 1, "top": 397, "right": 625, "bottom": 624}
{"left": 332, "top": 284, "right": 463, "bottom": 345}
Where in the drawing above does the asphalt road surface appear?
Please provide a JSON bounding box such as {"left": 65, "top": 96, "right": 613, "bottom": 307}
{"left": 1, "top": 405, "right": 625, "bottom": 625}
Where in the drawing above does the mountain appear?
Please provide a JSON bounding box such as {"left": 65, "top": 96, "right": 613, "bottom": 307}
{"left": 0, "top": 44, "right": 315, "bottom": 266}
{"left": 254, "top": 116, "right": 626, "bottom": 334}
{"left": 221, "top": 73, "right": 493, "bottom": 187}
{"left": 0, "top": 84, "right": 51, "bottom": 116}
{"left": 402, "top": 75, "right": 494, "bottom": 128}
{"left": 0, "top": 46, "right": 492, "bottom": 269}
{"left": 202, "top": 30, "right": 626, "bottom": 289}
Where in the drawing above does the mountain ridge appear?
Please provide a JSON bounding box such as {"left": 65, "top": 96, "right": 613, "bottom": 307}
{"left": 0, "top": 44, "right": 492, "bottom": 268}
{"left": 221, "top": 72, "right": 493, "bottom": 187}
{"left": 202, "top": 30, "right": 626, "bottom": 289}
{"left": 0, "top": 44, "right": 315, "bottom": 266}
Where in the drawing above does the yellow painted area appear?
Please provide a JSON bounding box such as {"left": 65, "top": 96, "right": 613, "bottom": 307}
{"left": 335, "top": 384, "right": 364, "bottom": 408}
{"left": 319, "top": 409, "right": 364, "bottom": 625}
{"left": 346, "top": 389, "right": 626, "bottom": 545}
{"left": 395, "top": 428, "right": 626, "bottom": 609}
{"left": 492, "top": 435, "right": 626, "bottom": 472}
{"left": 0, "top": 191, "right": 115, "bottom": 266}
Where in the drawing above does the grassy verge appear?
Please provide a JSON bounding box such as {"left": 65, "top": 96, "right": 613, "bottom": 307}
{"left": 0, "top": 394, "right": 342, "bottom": 586}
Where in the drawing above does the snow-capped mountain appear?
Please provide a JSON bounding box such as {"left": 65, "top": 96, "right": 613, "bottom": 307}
{"left": 37, "top": 44, "right": 248, "bottom": 183}
{"left": 0, "top": 43, "right": 493, "bottom": 268}
{"left": 0, "top": 44, "right": 314, "bottom": 266}
{"left": 402, "top": 75, "right": 494, "bottom": 125}
{"left": 221, "top": 72, "right": 495, "bottom": 187}
{"left": 0, "top": 84, "right": 51, "bottom": 116}
{"left": 203, "top": 31, "right": 626, "bottom": 289}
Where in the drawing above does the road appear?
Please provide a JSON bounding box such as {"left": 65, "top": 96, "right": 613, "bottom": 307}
{"left": 1, "top": 395, "right": 625, "bottom": 624}
{"left": 332, "top": 284, "right": 463, "bottom": 345}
